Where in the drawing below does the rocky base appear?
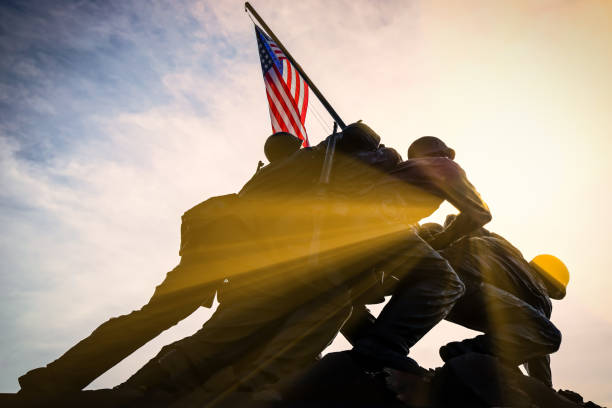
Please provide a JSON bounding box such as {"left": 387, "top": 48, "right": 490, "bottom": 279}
{"left": 2, "top": 352, "right": 606, "bottom": 408}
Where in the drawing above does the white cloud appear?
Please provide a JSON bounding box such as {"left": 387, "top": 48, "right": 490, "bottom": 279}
{"left": 1, "top": 1, "right": 612, "bottom": 405}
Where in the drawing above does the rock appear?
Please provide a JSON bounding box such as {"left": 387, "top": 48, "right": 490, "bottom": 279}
{"left": 5, "top": 352, "right": 606, "bottom": 408}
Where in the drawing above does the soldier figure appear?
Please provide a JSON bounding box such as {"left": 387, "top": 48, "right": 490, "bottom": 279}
{"left": 345, "top": 217, "right": 566, "bottom": 388}
{"left": 19, "top": 126, "right": 492, "bottom": 407}
{"left": 16, "top": 131, "right": 305, "bottom": 397}
{"left": 434, "top": 216, "right": 566, "bottom": 387}
{"left": 336, "top": 136, "right": 492, "bottom": 372}
{"left": 113, "top": 130, "right": 491, "bottom": 406}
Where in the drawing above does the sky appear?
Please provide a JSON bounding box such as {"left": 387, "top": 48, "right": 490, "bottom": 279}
{"left": 1, "top": 0, "right": 611, "bottom": 404}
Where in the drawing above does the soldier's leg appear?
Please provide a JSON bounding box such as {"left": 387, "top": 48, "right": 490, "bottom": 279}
{"left": 352, "top": 234, "right": 466, "bottom": 367}
{"left": 235, "top": 287, "right": 353, "bottom": 392}
{"left": 18, "top": 264, "right": 215, "bottom": 395}
{"left": 142, "top": 290, "right": 352, "bottom": 408}
{"left": 118, "top": 284, "right": 307, "bottom": 396}
{"left": 341, "top": 273, "right": 402, "bottom": 346}
{"left": 443, "top": 283, "right": 560, "bottom": 385}
{"left": 341, "top": 304, "right": 376, "bottom": 346}
{"left": 524, "top": 355, "right": 552, "bottom": 387}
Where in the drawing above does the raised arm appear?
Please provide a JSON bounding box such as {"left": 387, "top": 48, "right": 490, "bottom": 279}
{"left": 422, "top": 158, "right": 491, "bottom": 249}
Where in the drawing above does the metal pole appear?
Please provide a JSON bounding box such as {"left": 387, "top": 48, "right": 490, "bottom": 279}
{"left": 319, "top": 122, "right": 339, "bottom": 184}
{"left": 308, "top": 123, "right": 340, "bottom": 268}
{"left": 245, "top": 2, "right": 346, "bottom": 129}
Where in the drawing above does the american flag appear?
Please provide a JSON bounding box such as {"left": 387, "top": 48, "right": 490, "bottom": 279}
{"left": 254, "top": 25, "right": 309, "bottom": 147}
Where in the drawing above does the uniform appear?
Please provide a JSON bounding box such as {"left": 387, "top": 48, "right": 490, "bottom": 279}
{"left": 439, "top": 227, "right": 561, "bottom": 386}
{"left": 344, "top": 224, "right": 560, "bottom": 387}
{"left": 343, "top": 156, "right": 491, "bottom": 364}
{"left": 18, "top": 194, "right": 243, "bottom": 394}
{"left": 118, "top": 130, "right": 406, "bottom": 398}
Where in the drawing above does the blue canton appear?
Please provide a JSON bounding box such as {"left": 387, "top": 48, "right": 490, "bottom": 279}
{"left": 256, "top": 27, "right": 283, "bottom": 75}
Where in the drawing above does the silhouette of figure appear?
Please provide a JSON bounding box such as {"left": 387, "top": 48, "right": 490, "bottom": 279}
{"left": 17, "top": 132, "right": 304, "bottom": 397}
{"left": 338, "top": 137, "right": 492, "bottom": 372}
{"left": 19, "top": 126, "right": 491, "bottom": 406}
{"left": 435, "top": 216, "right": 565, "bottom": 387}
{"left": 220, "top": 134, "right": 493, "bottom": 393}
{"left": 112, "top": 123, "right": 405, "bottom": 400}
{"left": 18, "top": 197, "right": 240, "bottom": 396}
{"left": 113, "top": 131, "right": 491, "bottom": 406}
{"left": 344, "top": 217, "right": 565, "bottom": 387}
{"left": 17, "top": 124, "right": 392, "bottom": 401}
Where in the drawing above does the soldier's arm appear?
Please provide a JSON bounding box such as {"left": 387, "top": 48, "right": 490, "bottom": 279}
{"left": 427, "top": 160, "right": 491, "bottom": 249}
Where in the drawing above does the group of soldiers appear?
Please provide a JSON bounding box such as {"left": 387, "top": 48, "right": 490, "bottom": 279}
{"left": 17, "top": 122, "right": 569, "bottom": 406}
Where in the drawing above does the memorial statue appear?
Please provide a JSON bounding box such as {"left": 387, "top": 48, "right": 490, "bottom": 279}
{"left": 111, "top": 128, "right": 491, "bottom": 406}
{"left": 344, "top": 216, "right": 567, "bottom": 388}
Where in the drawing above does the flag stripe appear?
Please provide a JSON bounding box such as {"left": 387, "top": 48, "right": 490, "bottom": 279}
{"left": 294, "top": 70, "right": 301, "bottom": 110}
{"left": 286, "top": 61, "right": 293, "bottom": 94}
{"left": 268, "top": 67, "right": 307, "bottom": 141}
{"left": 265, "top": 72, "right": 301, "bottom": 138}
{"left": 255, "top": 25, "right": 309, "bottom": 147}
{"left": 267, "top": 101, "right": 283, "bottom": 133}
{"left": 266, "top": 86, "right": 294, "bottom": 136}
{"left": 266, "top": 78, "right": 304, "bottom": 141}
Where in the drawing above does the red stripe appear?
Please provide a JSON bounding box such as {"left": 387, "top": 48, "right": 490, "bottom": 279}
{"left": 286, "top": 62, "right": 292, "bottom": 93}
{"left": 260, "top": 31, "right": 309, "bottom": 147}
{"left": 269, "top": 67, "right": 303, "bottom": 127}
{"left": 265, "top": 86, "right": 288, "bottom": 133}
{"left": 268, "top": 106, "right": 282, "bottom": 133}
{"left": 301, "top": 81, "right": 309, "bottom": 124}
{"left": 266, "top": 71, "right": 301, "bottom": 138}
{"left": 267, "top": 68, "right": 306, "bottom": 141}
{"left": 282, "top": 64, "right": 309, "bottom": 146}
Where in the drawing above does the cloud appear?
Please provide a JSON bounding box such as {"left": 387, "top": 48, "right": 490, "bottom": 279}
{"left": 1, "top": 1, "right": 612, "bottom": 405}
{"left": 0, "top": 0, "right": 251, "bottom": 389}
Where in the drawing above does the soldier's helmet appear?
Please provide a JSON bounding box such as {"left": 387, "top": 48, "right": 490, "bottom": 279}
{"left": 338, "top": 121, "right": 381, "bottom": 153}
{"left": 408, "top": 136, "right": 455, "bottom": 160}
{"left": 529, "top": 254, "right": 570, "bottom": 300}
{"left": 264, "top": 132, "right": 303, "bottom": 163}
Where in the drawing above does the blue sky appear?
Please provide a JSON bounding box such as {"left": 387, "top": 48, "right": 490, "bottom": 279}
{"left": 3, "top": 2, "right": 176, "bottom": 159}
{"left": 0, "top": 0, "right": 252, "bottom": 388}
{"left": 1, "top": 0, "right": 611, "bottom": 405}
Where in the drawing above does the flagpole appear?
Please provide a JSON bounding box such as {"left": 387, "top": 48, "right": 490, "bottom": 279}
{"left": 245, "top": 2, "right": 346, "bottom": 130}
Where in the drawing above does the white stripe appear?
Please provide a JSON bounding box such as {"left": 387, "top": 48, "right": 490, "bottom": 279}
{"left": 269, "top": 69, "right": 306, "bottom": 136}
{"left": 290, "top": 66, "right": 297, "bottom": 97}
{"left": 282, "top": 60, "right": 288, "bottom": 83}
{"left": 265, "top": 78, "right": 299, "bottom": 136}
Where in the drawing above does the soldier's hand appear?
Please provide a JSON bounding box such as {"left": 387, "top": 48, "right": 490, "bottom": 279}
{"left": 426, "top": 233, "right": 452, "bottom": 250}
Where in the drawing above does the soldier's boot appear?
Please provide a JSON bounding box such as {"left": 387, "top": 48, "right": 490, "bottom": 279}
{"left": 349, "top": 341, "right": 427, "bottom": 375}
{"left": 352, "top": 258, "right": 465, "bottom": 373}
{"left": 18, "top": 367, "right": 81, "bottom": 397}
{"left": 439, "top": 335, "right": 494, "bottom": 363}
{"left": 116, "top": 347, "right": 203, "bottom": 401}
